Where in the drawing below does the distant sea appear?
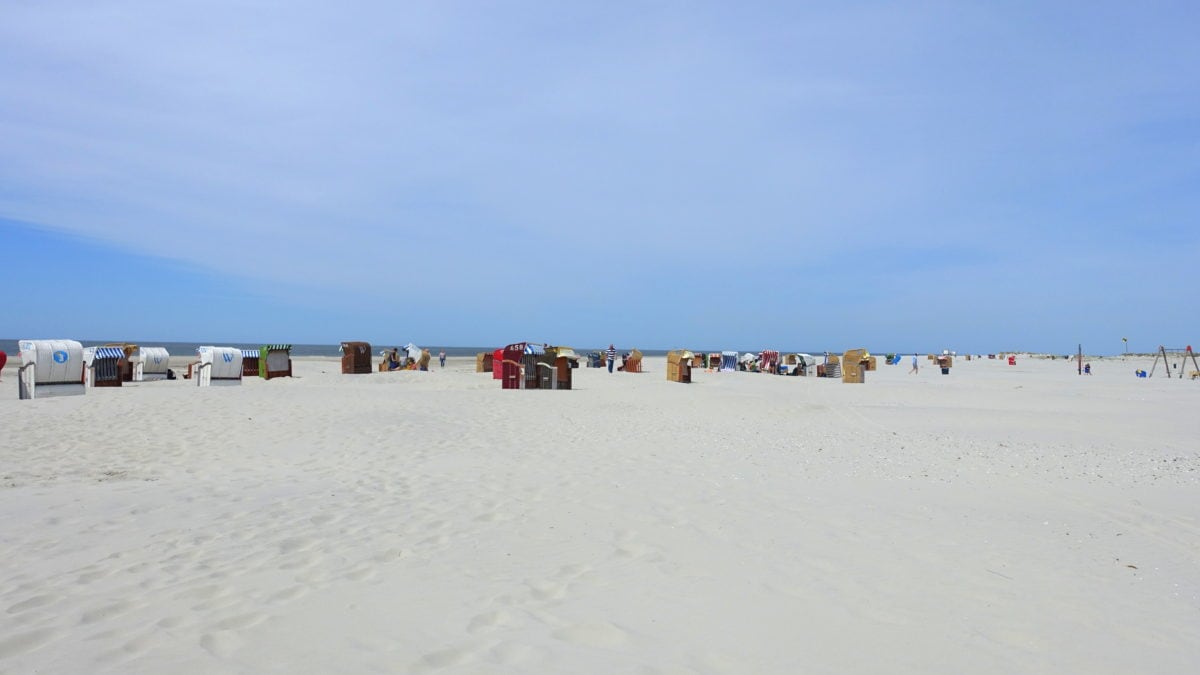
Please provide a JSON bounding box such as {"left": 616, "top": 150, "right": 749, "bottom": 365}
{"left": 1, "top": 340, "right": 498, "bottom": 358}
{"left": 1, "top": 340, "right": 836, "bottom": 359}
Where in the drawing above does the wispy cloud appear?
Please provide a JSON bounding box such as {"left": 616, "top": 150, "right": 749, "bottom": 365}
{"left": 2, "top": 1, "right": 1196, "bottom": 350}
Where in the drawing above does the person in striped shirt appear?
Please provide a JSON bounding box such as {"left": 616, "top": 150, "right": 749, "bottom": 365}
{"left": 606, "top": 344, "right": 617, "bottom": 373}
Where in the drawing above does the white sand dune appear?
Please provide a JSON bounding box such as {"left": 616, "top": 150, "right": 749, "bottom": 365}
{"left": 1, "top": 355, "right": 1197, "bottom": 673}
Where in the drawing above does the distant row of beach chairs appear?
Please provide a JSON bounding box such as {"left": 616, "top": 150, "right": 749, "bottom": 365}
{"left": 15, "top": 339, "right": 899, "bottom": 398}
{"left": 474, "top": 343, "right": 941, "bottom": 388}
{"left": 14, "top": 339, "right": 296, "bottom": 399}
{"left": 24, "top": 338, "right": 1176, "bottom": 400}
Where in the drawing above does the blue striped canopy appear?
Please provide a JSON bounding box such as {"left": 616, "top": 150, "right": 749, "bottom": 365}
{"left": 94, "top": 347, "right": 125, "bottom": 359}
{"left": 242, "top": 349, "right": 260, "bottom": 359}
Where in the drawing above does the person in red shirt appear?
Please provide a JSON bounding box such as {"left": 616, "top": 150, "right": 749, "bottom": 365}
{"left": 0, "top": 350, "right": 7, "bottom": 382}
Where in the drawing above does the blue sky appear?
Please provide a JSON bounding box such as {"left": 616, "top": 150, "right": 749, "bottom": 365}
{"left": 2, "top": 1, "right": 1196, "bottom": 353}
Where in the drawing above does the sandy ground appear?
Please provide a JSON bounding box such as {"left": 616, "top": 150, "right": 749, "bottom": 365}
{"left": 1, "top": 354, "right": 1197, "bottom": 673}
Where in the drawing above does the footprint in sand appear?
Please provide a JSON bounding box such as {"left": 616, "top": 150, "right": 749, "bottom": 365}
{"left": 527, "top": 580, "right": 568, "bottom": 602}
{"left": 556, "top": 563, "right": 592, "bottom": 578}
{"left": 164, "top": 548, "right": 202, "bottom": 564}
{"left": 6, "top": 593, "right": 57, "bottom": 614}
{"left": 613, "top": 529, "right": 639, "bottom": 544}
{"left": 173, "top": 583, "right": 230, "bottom": 604}
{"left": 278, "top": 552, "right": 319, "bottom": 571}
{"left": 551, "top": 622, "right": 630, "bottom": 649}
{"left": 338, "top": 522, "right": 373, "bottom": 538}
{"left": 123, "top": 561, "right": 153, "bottom": 574}
{"left": 0, "top": 627, "right": 60, "bottom": 658}
{"left": 199, "top": 630, "right": 243, "bottom": 658}
{"left": 488, "top": 641, "right": 545, "bottom": 666}
{"left": 157, "top": 615, "right": 186, "bottom": 628}
{"left": 80, "top": 599, "right": 136, "bottom": 625}
{"left": 277, "top": 536, "right": 319, "bottom": 554}
{"left": 267, "top": 585, "right": 308, "bottom": 603}
{"left": 292, "top": 568, "right": 333, "bottom": 586}
{"left": 418, "top": 534, "right": 451, "bottom": 547}
{"left": 371, "top": 548, "right": 404, "bottom": 563}
{"left": 75, "top": 568, "right": 112, "bottom": 585}
{"left": 191, "top": 593, "right": 244, "bottom": 613}
{"left": 343, "top": 564, "right": 377, "bottom": 582}
{"left": 117, "top": 633, "right": 157, "bottom": 657}
{"left": 614, "top": 542, "right": 656, "bottom": 559}
{"left": 210, "top": 612, "right": 268, "bottom": 631}
{"left": 474, "top": 511, "right": 510, "bottom": 523}
{"left": 466, "top": 609, "right": 515, "bottom": 633}
{"left": 417, "top": 645, "right": 472, "bottom": 669}
{"left": 85, "top": 628, "right": 121, "bottom": 642}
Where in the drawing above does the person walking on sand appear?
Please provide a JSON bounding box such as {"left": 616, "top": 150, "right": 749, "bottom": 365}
{"left": 606, "top": 344, "right": 617, "bottom": 373}
{"left": 909, "top": 353, "right": 919, "bottom": 374}
{"left": 438, "top": 350, "right": 446, "bottom": 368}
{"left": 0, "top": 349, "right": 6, "bottom": 382}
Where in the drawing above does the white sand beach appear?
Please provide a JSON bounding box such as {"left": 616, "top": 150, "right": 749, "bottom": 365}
{"left": 1, "top": 355, "right": 1197, "bottom": 673}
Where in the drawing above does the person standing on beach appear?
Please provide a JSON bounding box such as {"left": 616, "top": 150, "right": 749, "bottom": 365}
{"left": 0, "top": 349, "right": 6, "bottom": 382}
{"left": 438, "top": 350, "right": 446, "bottom": 368}
{"left": 606, "top": 344, "right": 617, "bottom": 373}
{"left": 909, "top": 353, "right": 919, "bottom": 374}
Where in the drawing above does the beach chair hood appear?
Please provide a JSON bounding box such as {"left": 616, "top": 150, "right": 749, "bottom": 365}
{"left": 403, "top": 343, "right": 422, "bottom": 361}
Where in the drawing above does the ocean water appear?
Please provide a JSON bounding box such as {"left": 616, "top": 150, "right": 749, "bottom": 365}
{"left": 1, "top": 340, "right": 492, "bottom": 358}
{"left": 1, "top": 340, "right": 837, "bottom": 359}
